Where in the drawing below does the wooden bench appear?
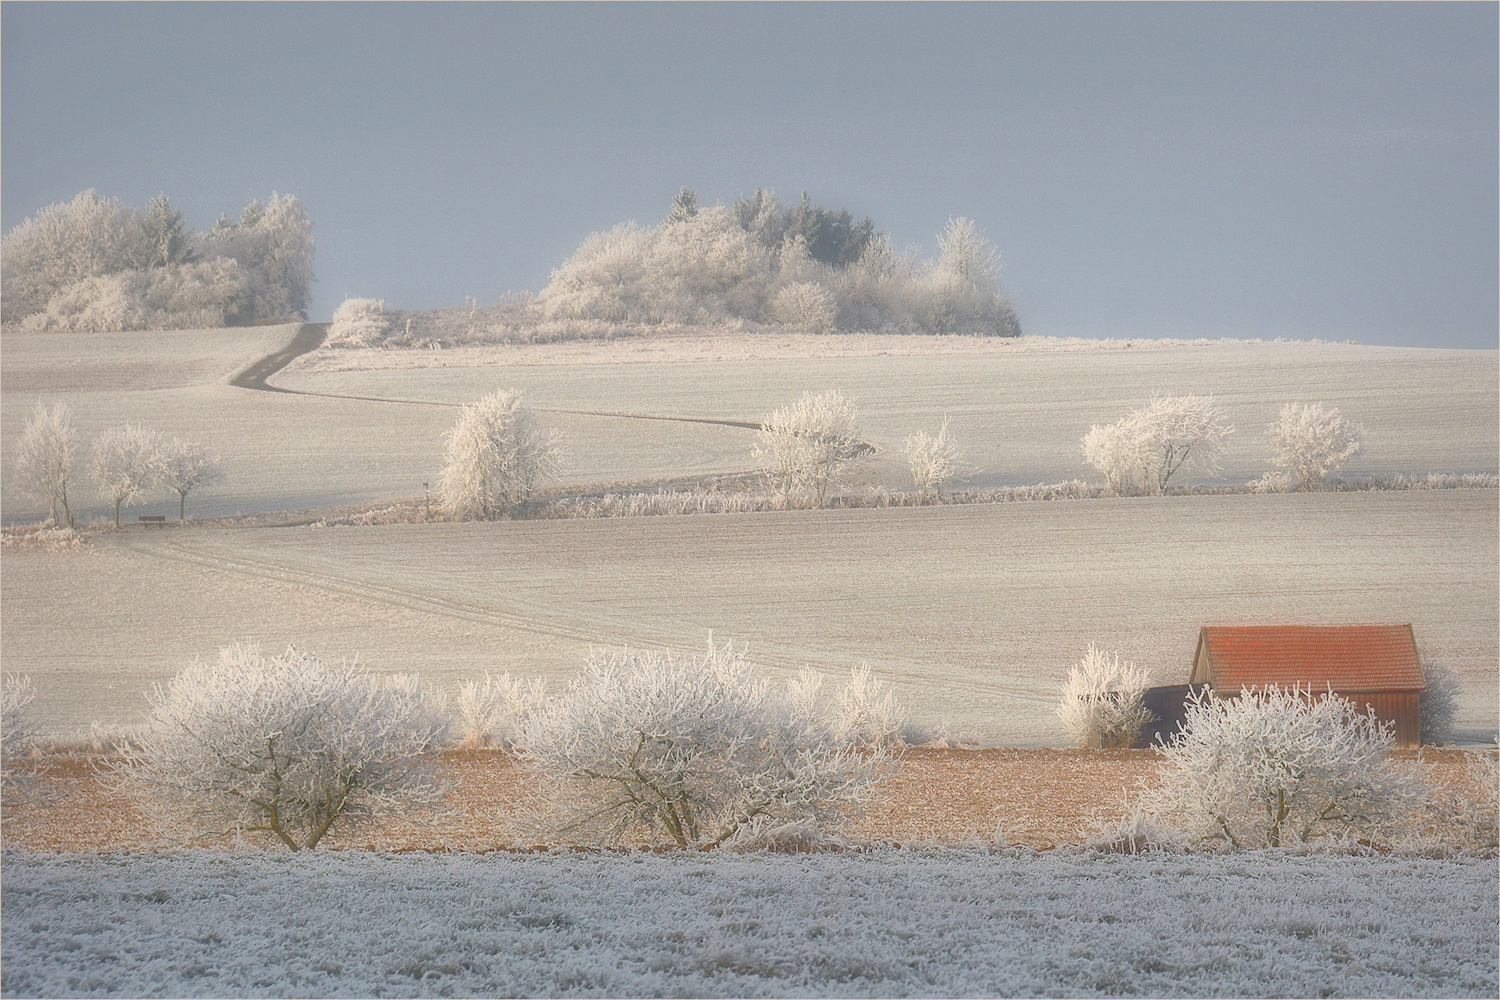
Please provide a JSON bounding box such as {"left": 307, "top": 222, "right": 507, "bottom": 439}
{"left": 139, "top": 515, "right": 167, "bottom": 529}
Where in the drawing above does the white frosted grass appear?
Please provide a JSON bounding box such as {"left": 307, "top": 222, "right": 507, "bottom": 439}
{"left": 2, "top": 850, "right": 1494, "bottom": 998}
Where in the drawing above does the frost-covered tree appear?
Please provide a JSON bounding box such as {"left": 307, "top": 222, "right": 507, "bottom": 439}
{"left": 934, "top": 216, "right": 1001, "bottom": 292}
{"left": 771, "top": 281, "right": 836, "bottom": 332}
{"left": 195, "top": 192, "right": 315, "bottom": 320}
{"left": 141, "top": 195, "right": 194, "bottom": 270}
{"left": 0, "top": 190, "right": 151, "bottom": 323}
{"left": 754, "top": 390, "right": 863, "bottom": 508}
{"left": 539, "top": 187, "right": 1018, "bottom": 337}
{"left": 158, "top": 436, "right": 225, "bottom": 521}
{"left": 731, "top": 187, "right": 784, "bottom": 250}
{"left": 1082, "top": 394, "right": 1233, "bottom": 496}
{"left": 121, "top": 644, "right": 449, "bottom": 851}
{"left": 667, "top": 186, "right": 698, "bottom": 224}
{"left": 904, "top": 417, "right": 962, "bottom": 503}
{"left": 516, "top": 640, "right": 897, "bottom": 849}
{"left": 440, "top": 390, "right": 561, "bottom": 520}
{"left": 327, "top": 297, "right": 391, "bottom": 348}
{"left": 1267, "top": 402, "right": 1363, "bottom": 490}
{"left": 13, "top": 401, "right": 79, "bottom": 526}
{"left": 1149, "top": 686, "right": 1423, "bottom": 849}
{"left": 89, "top": 424, "right": 165, "bottom": 527}
{"left": 1055, "top": 644, "right": 1155, "bottom": 748}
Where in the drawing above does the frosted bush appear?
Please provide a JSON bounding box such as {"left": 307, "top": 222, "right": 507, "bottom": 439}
{"left": 1247, "top": 470, "right": 1297, "bottom": 494}
{"left": 1450, "top": 741, "right": 1497, "bottom": 854}
{"left": 772, "top": 281, "right": 836, "bottom": 333}
{"left": 454, "top": 672, "right": 547, "bottom": 750}
{"left": 904, "top": 417, "right": 962, "bottom": 503}
{"left": 328, "top": 297, "right": 391, "bottom": 348}
{"left": 17, "top": 259, "right": 252, "bottom": 333}
{"left": 121, "top": 644, "right": 449, "bottom": 850}
{"left": 516, "top": 640, "right": 897, "bottom": 849}
{"left": 1267, "top": 402, "right": 1363, "bottom": 490}
{"left": 1055, "top": 644, "right": 1155, "bottom": 748}
{"left": 754, "top": 390, "right": 863, "bottom": 508}
{"left": 1083, "top": 806, "right": 1187, "bottom": 854}
{"left": 830, "top": 664, "right": 909, "bottom": 749}
{"left": 1082, "top": 394, "right": 1233, "bottom": 496}
{"left": 1148, "top": 685, "right": 1424, "bottom": 849}
{"left": 2, "top": 673, "right": 39, "bottom": 798}
{"left": 439, "top": 389, "right": 561, "bottom": 520}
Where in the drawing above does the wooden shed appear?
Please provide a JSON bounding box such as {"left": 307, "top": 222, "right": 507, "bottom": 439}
{"left": 1187, "top": 624, "right": 1426, "bottom": 746}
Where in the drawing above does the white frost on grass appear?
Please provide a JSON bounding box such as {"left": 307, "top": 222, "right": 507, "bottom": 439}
{"left": 2, "top": 850, "right": 1495, "bottom": 998}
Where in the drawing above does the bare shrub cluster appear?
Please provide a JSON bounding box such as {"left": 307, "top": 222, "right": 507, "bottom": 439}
{"left": 2, "top": 673, "right": 40, "bottom": 804}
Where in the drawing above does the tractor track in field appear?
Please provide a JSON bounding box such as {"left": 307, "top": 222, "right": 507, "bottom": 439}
{"left": 230, "top": 323, "right": 765, "bottom": 430}
{"left": 103, "top": 529, "right": 1027, "bottom": 702}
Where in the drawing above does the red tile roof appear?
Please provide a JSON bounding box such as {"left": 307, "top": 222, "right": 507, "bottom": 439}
{"left": 1197, "top": 625, "right": 1424, "bottom": 693}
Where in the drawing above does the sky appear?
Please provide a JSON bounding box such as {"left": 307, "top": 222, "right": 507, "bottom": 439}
{"left": 2, "top": 2, "right": 1496, "bottom": 348}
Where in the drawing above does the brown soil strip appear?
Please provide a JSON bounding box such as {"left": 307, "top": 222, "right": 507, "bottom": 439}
{"left": 1, "top": 747, "right": 1480, "bottom": 854}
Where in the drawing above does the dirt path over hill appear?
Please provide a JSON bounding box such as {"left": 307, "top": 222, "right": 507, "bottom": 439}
{"left": 229, "top": 324, "right": 766, "bottom": 432}
{"left": 229, "top": 322, "right": 329, "bottom": 392}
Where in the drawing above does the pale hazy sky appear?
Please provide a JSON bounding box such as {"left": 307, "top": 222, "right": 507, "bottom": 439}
{"left": 3, "top": 2, "right": 1496, "bottom": 347}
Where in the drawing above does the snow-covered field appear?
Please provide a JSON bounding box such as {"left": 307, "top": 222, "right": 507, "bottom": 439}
{"left": 2, "top": 328, "right": 1497, "bottom": 743}
{"left": 2, "top": 849, "right": 1495, "bottom": 998}
{"left": 277, "top": 338, "right": 1500, "bottom": 493}
{"left": 3, "top": 332, "right": 1496, "bottom": 521}
{"left": 5, "top": 490, "right": 1495, "bottom": 744}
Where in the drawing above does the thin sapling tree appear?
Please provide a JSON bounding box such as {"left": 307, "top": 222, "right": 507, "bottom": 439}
{"left": 158, "top": 436, "right": 225, "bottom": 521}
{"left": 904, "top": 417, "right": 962, "bottom": 504}
{"left": 89, "top": 424, "right": 165, "bottom": 527}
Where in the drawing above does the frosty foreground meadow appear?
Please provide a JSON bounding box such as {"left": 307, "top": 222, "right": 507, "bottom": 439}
{"left": 2, "top": 850, "right": 1495, "bottom": 999}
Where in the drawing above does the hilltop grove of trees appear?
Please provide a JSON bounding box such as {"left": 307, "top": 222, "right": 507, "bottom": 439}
{"left": 540, "top": 188, "right": 1019, "bottom": 337}
{"left": 2, "top": 189, "right": 313, "bottom": 332}
{"left": 327, "top": 187, "right": 1020, "bottom": 348}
